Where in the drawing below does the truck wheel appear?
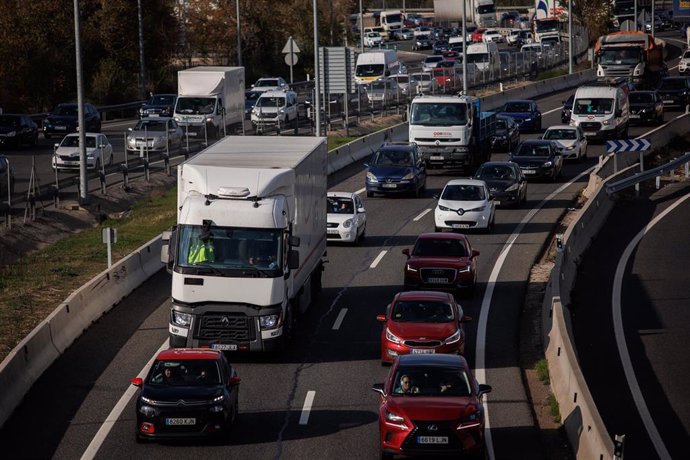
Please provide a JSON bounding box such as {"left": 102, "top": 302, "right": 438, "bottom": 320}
{"left": 283, "top": 305, "right": 295, "bottom": 344}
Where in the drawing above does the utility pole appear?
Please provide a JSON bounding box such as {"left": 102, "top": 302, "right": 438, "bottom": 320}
{"left": 568, "top": 0, "right": 573, "bottom": 74}
{"left": 137, "top": 0, "right": 146, "bottom": 98}
{"left": 462, "top": 0, "right": 467, "bottom": 94}
{"left": 236, "top": 0, "right": 242, "bottom": 66}
{"left": 313, "top": 0, "right": 321, "bottom": 137}
{"left": 73, "top": 0, "right": 88, "bottom": 204}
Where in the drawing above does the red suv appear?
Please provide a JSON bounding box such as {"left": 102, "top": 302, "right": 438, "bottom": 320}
{"left": 372, "top": 354, "right": 492, "bottom": 459}
{"left": 402, "top": 233, "right": 479, "bottom": 296}
{"left": 377, "top": 290, "right": 471, "bottom": 364}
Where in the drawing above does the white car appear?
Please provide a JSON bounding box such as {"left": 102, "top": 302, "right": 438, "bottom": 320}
{"left": 365, "top": 78, "right": 399, "bottom": 104}
{"left": 52, "top": 133, "right": 113, "bottom": 171}
{"left": 542, "top": 125, "right": 588, "bottom": 161}
{"left": 364, "top": 32, "right": 383, "bottom": 48}
{"left": 434, "top": 179, "right": 495, "bottom": 232}
{"left": 422, "top": 55, "right": 444, "bottom": 72}
{"left": 482, "top": 29, "right": 504, "bottom": 43}
{"left": 506, "top": 29, "right": 522, "bottom": 46}
{"left": 327, "top": 192, "right": 366, "bottom": 244}
{"left": 388, "top": 74, "right": 419, "bottom": 96}
{"left": 679, "top": 49, "right": 690, "bottom": 75}
{"left": 410, "top": 72, "right": 438, "bottom": 94}
{"left": 251, "top": 77, "right": 289, "bottom": 93}
{"left": 126, "top": 117, "right": 183, "bottom": 155}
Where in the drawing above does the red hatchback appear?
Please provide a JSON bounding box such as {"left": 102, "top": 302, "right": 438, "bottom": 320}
{"left": 402, "top": 233, "right": 479, "bottom": 296}
{"left": 377, "top": 291, "right": 471, "bottom": 364}
{"left": 471, "top": 28, "right": 486, "bottom": 43}
{"left": 372, "top": 354, "right": 492, "bottom": 459}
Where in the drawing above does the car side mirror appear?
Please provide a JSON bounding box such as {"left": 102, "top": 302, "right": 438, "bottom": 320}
{"left": 288, "top": 250, "right": 300, "bottom": 269}
{"left": 471, "top": 249, "right": 480, "bottom": 258}
{"left": 371, "top": 383, "right": 385, "bottom": 396}
{"left": 376, "top": 314, "right": 386, "bottom": 322}
{"left": 402, "top": 248, "right": 411, "bottom": 257}
{"left": 460, "top": 314, "right": 472, "bottom": 323}
{"left": 478, "top": 383, "right": 492, "bottom": 398}
{"left": 229, "top": 376, "right": 241, "bottom": 386}
{"left": 131, "top": 377, "right": 143, "bottom": 387}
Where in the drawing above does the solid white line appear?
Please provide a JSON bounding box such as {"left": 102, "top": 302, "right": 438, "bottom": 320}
{"left": 636, "top": 112, "right": 689, "bottom": 139}
{"left": 332, "top": 308, "right": 348, "bottom": 330}
{"left": 355, "top": 187, "right": 367, "bottom": 195}
{"left": 413, "top": 208, "right": 432, "bottom": 221}
{"left": 80, "top": 339, "right": 169, "bottom": 460}
{"left": 612, "top": 193, "right": 690, "bottom": 460}
{"left": 476, "top": 165, "right": 596, "bottom": 460}
{"left": 542, "top": 107, "right": 561, "bottom": 116}
{"left": 370, "top": 250, "right": 388, "bottom": 268}
{"left": 299, "top": 391, "right": 316, "bottom": 425}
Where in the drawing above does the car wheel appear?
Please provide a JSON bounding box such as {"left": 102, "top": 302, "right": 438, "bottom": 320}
{"left": 360, "top": 223, "right": 366, "bottom": 241}
{"left": 658, "top": 113, "right": 664, "bottom": 125}
{"left": 380, "top": 450, "right": 394, "bottom": 460}
{"left": 366, "top": 190, "right": 373, "bottom": 198}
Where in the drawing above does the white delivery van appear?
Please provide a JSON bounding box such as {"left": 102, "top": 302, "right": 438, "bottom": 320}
{"left": 355, "top": 50, "right": 401, "bottom": 85}
{"left": 250, "top": 89, "right": 299, "bottom": 133}
{"left": 466, "top": 42, "right": 500, "bottom": 74}
{"left": 570, "top": 84, "right": 630, "bottom": 140}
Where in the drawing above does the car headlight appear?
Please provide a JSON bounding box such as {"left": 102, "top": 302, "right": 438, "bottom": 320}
{"left": 385, "top": 327, "right": 403, "bottom": 345}
{"left": 602, "top": 120, "right": 609, "bottom": 125}
{"left": 543, "top": 161, "right": 553, "bottom": 168}
{"left": 171, "top": 310, "right": 192, "bottom": 328}
{"left": 343, "top": 219, "right": 353, "bottom": 228}
{"left": 457, "top": 408, "right": 482, "bottom": 428}
{"left": 438, "top": 204, "right": 453, "bottom": 212}
{"left": 444, "top": 329, "right": 462, "bottom": 345}
{"left": 127, "top": 137, "right": 135, "bottom": 145}
{"left": 505, "top": 183, "right": 518, "bottom": 192}
{"left": 569, "top": 119, "right": 577, "bottom": 126}
{"left": 565, "top": 145, "right": 576, "bottom": 151}
{"left": 385, "top": 409, "right": 405, "bottom": 423}
{"left": 401, "top": 172, "right": 415, "bottom": 181}
{"left": 139, "top": 405, "right": 156, "bottom": 417}
{"left": 6, "top": 131, "right": 16, "bottom": 137}
{"left": 468, "top": 205, "right": 486, "bottom": 212}
{"left": 458, "top": 265, "right": 471, "bottom": 273}
{"left": 173, "top": 116, "right": 181, "bottom": 122}
{"left": 366, "top": 172, "right": 378, "bottom": 183}
{"left": 524, "top": 118, "right": 531, "bottom": 122}
{"left": 260, "top": 314, "right": 280, "bottom": 329}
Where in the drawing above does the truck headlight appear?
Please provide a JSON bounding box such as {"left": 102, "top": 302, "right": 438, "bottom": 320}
{"left": 171, "top": 310, "right": 192, "bottom": 328}
{"left": 259, "top": 314, "right": 280, "bottom": 329}
{"left": 173, "top": 117, "right": 181, "bottom": 122}
{"left": 366, "top": 172, "right": 378, "bottom": 183}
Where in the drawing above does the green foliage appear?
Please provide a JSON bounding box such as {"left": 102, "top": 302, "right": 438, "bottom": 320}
{"left": 548, "top": 394, "right": 561, "bottom": 422}
{"left": 535, "top": 358, "right": 550, "bottom": 385}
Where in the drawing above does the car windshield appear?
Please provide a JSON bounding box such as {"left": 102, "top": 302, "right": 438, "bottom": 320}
{"left": 328, "top": 197, "right": 355, "bottom": 214}
{"left": 544, "top": 129, "right": 577, "bottom": 140}
{"left": 246, "top": 91, "right": 261, "bottom": 101}
{"left": 466, "top": 53, "right": 489, "bottom": 63}
{"left": 573, "top": 98, "right": 613, "bottom": 115}
{"left": 391, "top": 300, "right": 455, "bottom": 323}
{"left": 0, "top": 116, "right": 19, "bottom": 127}
{"left": 356, "top": 64, "right": 384, "bottom": 77}
{"left": 476, "top": 165, "right": 516, "bottom": 180}
{"left": 372, "top": 149, "right": 414, "bottom": 166}
{"left": 256, "top": 79, "right": 279, "bottom": 87}
{"left": 148, "top": 359, "right": 221, "bottom": 386}
{"left": 412, "top": 238, "right": 467, "bottom": 257}
{"left": 60, "top": 136, "right": 97, "bottom": 148}
{"left": 659, "top": 79, "right": 686, "bottom": 90}
{"left": 425, "top": 56, "right": 443, "bottom": 64}
{"left": 176, "top": 225, "right": 283, "bottom": 276}
{"left": 503, "top": 102, "right": 532, "bottom": 112}
{"left": 441, "top": 184, "right": 486, "bottom": 201}
{"left": 392, "top": 366, "right": 472, "bottom": 396}
{"left": 515, "top": 144, "right": 552, "bottom": 156}
{"left": 629, "top": 92, "right": 654, "bottom": 103}
{"left": 175, "top": 97, "right": 216, "bottom": 114}
{"left": 410, "top": 102, "right": 468, "bottom": 126}
{"left": 134, "top": 120, "right": 169, "bottom": 131}
{"left": 256, "top": 96, "right": 286, "bottom": 108}
{"left": 370, "top": 80, "right": 390, "bottom": 91}
{"left": 147, "top": 95, "right": 175, "bottom": 105}
{"left": 53, "top": 105, "right": 78, "bottom": 116}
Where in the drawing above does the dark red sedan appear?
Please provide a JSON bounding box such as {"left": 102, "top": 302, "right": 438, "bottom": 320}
{"left": 377, "top": 291, "right": 471, "bottom": 364}
{"left": 402, "top": 233, "right": 479, "bottom": 296}
{"left": 372, "top": 354, "right": 492, "bottom": 459}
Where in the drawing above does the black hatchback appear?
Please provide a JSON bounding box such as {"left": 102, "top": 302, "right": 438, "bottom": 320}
{"left": 0, "top": 114, "right": 39, "bottom": 149}
{"left": 656, "top": 76, "right": 690, "bottom": 109}
{"left": 474, "top": 161, "right": 527, "bottom": 207}
{"left": 43, "top": 102, "right": 101, "bottom": 139}
{"left": 629, "top": 91, "right": 664, "bottom": 124}
{"left": 139, "top": 93, "right": 177, "bottom": 118}
{"left": 510, "top": 139, "right": 563, "bottom": 181}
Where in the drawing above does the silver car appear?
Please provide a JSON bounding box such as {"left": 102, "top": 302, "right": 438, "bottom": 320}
{"left": 388, "top": 74, "right": 419, "bottom": 97}
{"left": 365, "top": 79, "right": 400, "bottom": 104}
{"left": 52, "top": 133, "right": 113, "bottom": 171}
{"left": 126, "top": 117, "right": 183, "bottom": 155}
{"left": 410, "top": 72, "right": 438, "bottom": 94}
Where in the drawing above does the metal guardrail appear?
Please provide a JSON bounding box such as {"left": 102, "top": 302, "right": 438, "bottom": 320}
{"left": 606, "top": 151, "right": 690, "bottom": 195}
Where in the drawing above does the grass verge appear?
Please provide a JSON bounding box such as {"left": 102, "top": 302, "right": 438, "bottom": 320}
{"left": 535, "top": 358, "right": 550, "bottom": 385}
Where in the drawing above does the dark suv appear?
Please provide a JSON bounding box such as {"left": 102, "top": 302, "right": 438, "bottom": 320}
{"left": 365, "top": 142, "right": 427, "bottom": 197}
{"left": 43, "top": 102, "right": 101, "bottom": 139}
{"left": 0, "top": 114, "right": 39, "bottom": 149}
{"left": 139, "top": 93, "right": 177, "bottom": 118}
{"left": 656, "top": 76, "right": 690, "bottom": 109}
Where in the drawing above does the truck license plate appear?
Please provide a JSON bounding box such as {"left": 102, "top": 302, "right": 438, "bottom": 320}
{"left": 166, "top": 418, "right": 196, "bottom": 426}
{"left": 211, "top": 344, "right": 238, "bottom": 351}
{"left": 429, "top": 156, "right": 445, "bottom": 161}
{"left": 630, "top": 114, "right": 640, "bottom": 119}
{"left": 417, "top": 436, "right": 448, "bottom": 444}
{"left": 664, "top": 100, "right": 674, "bottom": 104}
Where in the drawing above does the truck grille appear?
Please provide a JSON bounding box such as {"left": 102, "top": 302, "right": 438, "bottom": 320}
{"left": 580, "top": 122, "right": 601, "bottom": 131}
{"left": 196, "top": 313, "right": 255, "bottom": 342}
{"left": 602, "top": 67, "right": 633, "bottom": 77}
{"left": 420, "top": 268, "right": 456, "bottom": 283}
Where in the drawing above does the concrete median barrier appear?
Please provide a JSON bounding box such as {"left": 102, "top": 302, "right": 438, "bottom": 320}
{"left": 139, "top": 236, "right": 164, "bottom": 278}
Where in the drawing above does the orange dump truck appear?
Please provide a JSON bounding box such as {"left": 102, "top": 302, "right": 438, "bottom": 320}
{"left": 595, "top": 31, "right": 666, "bottom": 88}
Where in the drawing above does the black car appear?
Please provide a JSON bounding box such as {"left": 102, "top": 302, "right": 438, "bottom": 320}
{"left": 365, "top": 142, "right": 427, "bottom": 197}
{"left": 561, "top": 94, "right": 574, "bottom": 123}
{"left": 139, "top": 93, "right": 177, "bottom": 118}
{"left": 510, "top": 139, "right": 563, "bottom": 181}
{"left": 0, "top": 155, "right": 15, "bottom": 199}
{"left": 0, "top": 114, "right": 39, "bottom": 149}
{"left": 433, "top": 40, "right": 450, "bottom": 55}
{"left": 474, "top": 161, "right": 527, "bottom": 208}
{"left": 412, "top": 34, "right": 433, "bottom": 51}
{"left": 656, "top": 76, "right": 690, "bottom": 109}
{"left": 490, "top": 115, "right": 520, "bottom": 152}
{"left": 132, "top": 348, "right": 240, "bottom": 442}
{"left": 43, "top": 102, "right": 101, "bottom": 139}
{"left": 629, "top": 91, "right": 664, "bottom": 124}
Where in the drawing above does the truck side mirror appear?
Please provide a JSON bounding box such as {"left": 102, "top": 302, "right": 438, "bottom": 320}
{"left": 288, "top": 249, "right": 300, "bottom": 269}
{"left": 288, "top": 235, "right": 301, "bottom": 247}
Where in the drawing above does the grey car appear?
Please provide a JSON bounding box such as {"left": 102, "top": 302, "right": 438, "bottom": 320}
{"left": 126, "top": 117, "right": 183, "bottom": 155}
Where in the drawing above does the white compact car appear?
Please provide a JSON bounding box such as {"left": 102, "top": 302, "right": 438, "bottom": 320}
{"left": 542, "top": 125, "right": 588, "bottom": 161}
{"left": 52, "top": 133, "right": 113, "bottom": 171}
{"left": 679, "top": 49, "right": 690, "bottom": 75}
{"left": 434, "top": 179, "right": 495, "bottom": 232}
{"left": 327, "top": 192, "right": 367, "bottom": 244}
{"left": 364, "top": 32, "right": 384, "bottom": 48}
{"left": 483, "top": 29, "right": 504, "bottom": 43}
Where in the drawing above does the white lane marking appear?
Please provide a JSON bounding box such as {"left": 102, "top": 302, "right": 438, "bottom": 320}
{"left": 355, "top": 187, "right": 367, "bottom": 195}
{"left": 542, "top": 107, "right": 561, "bottom": 116}
{"left": 299, "top": 391, "right": 316, "bottom": 425}
{"left": 80, "top": 339, "right": 169, "bottom": 460}
{"left": 612, "top": 193, "right": 690, "bottom": 460}
{"left": 332, "top": 308, "right": 348, "bottom": 330}
{"left": 370, "top": 250, "right": 388, "bottom": 268}
{"left": 413, "top": 208, "right": 432, "bottom": 221}
{"left": 476, "top": 165, "right": 596, "bottom": 460}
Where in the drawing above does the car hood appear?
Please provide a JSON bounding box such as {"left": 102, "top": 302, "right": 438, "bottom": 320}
{"left": 494, "top": 128, "right": 509, "bottom": 136}
{"left": 45, "top": 115, "right": 78, "bottom": 123}
{"left": 387, "top": 321, "right": 457, "bottom": 341}
{"left": 56, "top": 146, "right": 97, "bottom": 156}
{"left": 437, "top": 199, "right": 486, "bottom": 212}
{"left": 479, "top": 178, "right": 516, "bottom": 192}
{"left": 407, "top": 255, "right": 470, "bottom": 269}
{"left": 368, "top": 165, "right": 414, "bottom": 180}
{"left": 327, "top": 213, "right": 355, "bottom": 225}
{"left": 629, "top": 102, "right": 655, "bottom": 110}
{"left": 657, "top": 88, "right": 686, "bottom": 95}
{"left": 511, "top": 155, "right": 552, "bottom": 165}
{"left": 129, "top": 129, "right": 167, "bottom": 138}
{"left": 549, "top": 139, "right": 576, "bottom": 149}
{"left": 141, "top": 384, "right": 224, "bottom": 402}
{"left": 387, "top": 396, "right": 477, "bottom": 420}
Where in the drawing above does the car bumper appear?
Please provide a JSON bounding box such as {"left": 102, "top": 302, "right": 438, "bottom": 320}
{"left": 658, "top": 95, "right": 687, "bottom": 108}
{"left": 629, "top": 112, "right": 657, "bottom": 124}
{"left": 44, "top": 127, "right": 76, "bottom": 136}
{"left": 366, "top": 181, "right": 417, "bottom": 195}
{"left": 490, "top": 137, "right": 510, "bottom": 151}
{"left": 52, "top": 158, "right": 99, "bottom": 170}
{"left": 518, "top": 166, "right": 555, "bottom": 179}
{"left": 434, "top": 209, "right": 492, "bottom": 230}
{"left": 515, "top": 119, "right": 537, "bottom": 132}
{"left": 381, "top": 341, "right": 463, "bottom": 363}
{"left": 379, "top": 418, "right": 485, "bottom": 457}
{"left": 326, "top": 226, "right": 358, "bottom": 243}
{"left": 490, "top": 190, "right": 520, "bottom": 206}
{"left": 136, "top": 410, "right": 230, "bottom": 440}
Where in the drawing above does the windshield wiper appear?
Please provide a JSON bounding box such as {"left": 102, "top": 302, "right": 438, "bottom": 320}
{"left": 239, "top": 265, "right": 274, "bottom": 278}
{"left": 191, "top": 263, "right": 225, "bottom": 276}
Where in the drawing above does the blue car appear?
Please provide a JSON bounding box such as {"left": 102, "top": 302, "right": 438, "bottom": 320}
{"left": 497, "top": 99, "right": 542, "bottom": 133}
{"left": 365, "top": 142, "right": 427, "bottom": 198}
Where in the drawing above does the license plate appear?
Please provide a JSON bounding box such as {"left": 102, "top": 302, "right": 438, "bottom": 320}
{"left": 429, "top": 155, "right": 445, "bottom": 161}
{"left": 382, "top": 183, "right": 397, "bottom": 188}
{"left": 417, "top": 436, "right": 448, "bottom": 444}
{"left": 149, "top": 113, "right": 159, "bottom": 117}
{"left": 630, "top": 114, "right": 640, "bottom": 118}
{"left": 166, "top": 418, "right": 196, "bottom": 426}
{"left": 136, "top": 142, "right": 148, "bottom": 147}
{"left": 211, "top": 343, "right": 238, "bottom": 351}
{"left": 55, "top": 126, "right": 67, "bottom": 131}
{"left": 411, "top": 348, "right": 435, "bottom": 354}
{"left": 664, "top": 100, "right": 674, "bottom": 104}
{"left": 327, "top": 229, "right": 339, "bottom": 234}
{"left": 451, "top": 223, "right": 469, "bottom": 229}
{"left": 522, "top": 169, "right": 536, "bottom": 175}
{"left": 427, "top": 277, "right": 449, "bottom": 283}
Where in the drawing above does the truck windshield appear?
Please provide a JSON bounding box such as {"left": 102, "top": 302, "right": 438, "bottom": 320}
{"left": 599, "top": 48, "right": 641, "bottom": 65}
{"left": 410, "top": 102, "right": 468, "bottom": 126}
{"left": 383, "top": 13, "right": 403, "bottom": 23}
{"left": 535, "top": 20, "right": 559, "bottom": 33}
{"left": 256, "top": 96, "right": 285, "bottom": 108}
{"left": 175, "top": 97, "right": 216, "bottom": 115}
{"left": 573, "top": 98, "right": 614, "bottom": 115}
{"left": 356, "top": 64, "right": 384, "bottom": 77}
{"left": 477, "top": 5, "right": 496, "bottom": 14}
{"left": 176, "top": 225, "right": 283, "bottom": 277}
{"left": 466, "top": 53, "right": 489, "bottom": 63}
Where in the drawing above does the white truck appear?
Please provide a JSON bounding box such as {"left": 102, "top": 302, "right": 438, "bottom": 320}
{"left": 380, "top": 10, "right": 404, "bottom": 38}
{"left": 161, "top": 136, "right": 328, "bottom": 353}
{"left": 173, "top": 66, "right": 245, "bottom": 139}
{"left": 433, "top": 0, "right": 497, "bottom": 28}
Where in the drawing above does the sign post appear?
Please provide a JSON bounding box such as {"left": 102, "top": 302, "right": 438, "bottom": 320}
{"left": 282, "top": 37, "right": 301, "bottom": 84}
{"left": 606, "top": 139, "right": 651, "bottom": 193}
{"left": 102, "top": 227, "right": 117, "bottom": 268}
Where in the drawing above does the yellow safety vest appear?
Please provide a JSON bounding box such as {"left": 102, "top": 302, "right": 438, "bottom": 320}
{"left": 188, "top": 239, "right": 215, "bottom": 263}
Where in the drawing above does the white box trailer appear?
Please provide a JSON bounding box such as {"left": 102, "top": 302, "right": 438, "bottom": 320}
{"left": 174, "top": 66, "right": 245, "bottom": 138}
{"left": 162, "top": 136, "right": 328, "bottom": 353}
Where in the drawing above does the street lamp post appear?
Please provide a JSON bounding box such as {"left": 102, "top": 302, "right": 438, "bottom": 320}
{"left": 313, "top": 0, "right": 321, "bottom": 137}
{"left": 462, "top": 0, "right": 467, "bottom": 93}
{"left": 73, "top": 0, "right": 88, "bottom": 204}
{"left": 568, "top": 0, "right": 573, "bottom": 74}
{"left": 359, "top": 0, "right": 364, "bottom": 54}
{"left": 236, "top": 0, "right": 242, "bottom": 66}
{"left": 137, "top": 0, "right": 146, "bottom": 98}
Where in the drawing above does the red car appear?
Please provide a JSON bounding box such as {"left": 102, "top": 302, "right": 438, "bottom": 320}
{"left": 372, "top": 354, "right": 492, "bottom": 459}
{"left": 402, "top": 233, "right": 479, "bottom": 296}
{"left": 377, "top": 290, "right": 471, "bottom": 364}
{"left": 471, "top": 28, "right": 486, "bottom": 43}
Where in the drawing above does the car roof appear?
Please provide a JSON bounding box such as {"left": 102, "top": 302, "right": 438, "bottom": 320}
{"left": 545, "top": 125, "right": 576, "bottom": 130}
{"left": 396, "top": 290, "right": 454, "bottom": 302}
{"left": 444, "top": 178, "right": 486, "bottom": 187}
{"left": 157, "top": 348, "right": 222, "bottom": 361}
{"left": 520, "top": 139, "right": 552, "bottom": 145}
{"left": 397, "top": 353, "right": 468, "bottom": 367}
